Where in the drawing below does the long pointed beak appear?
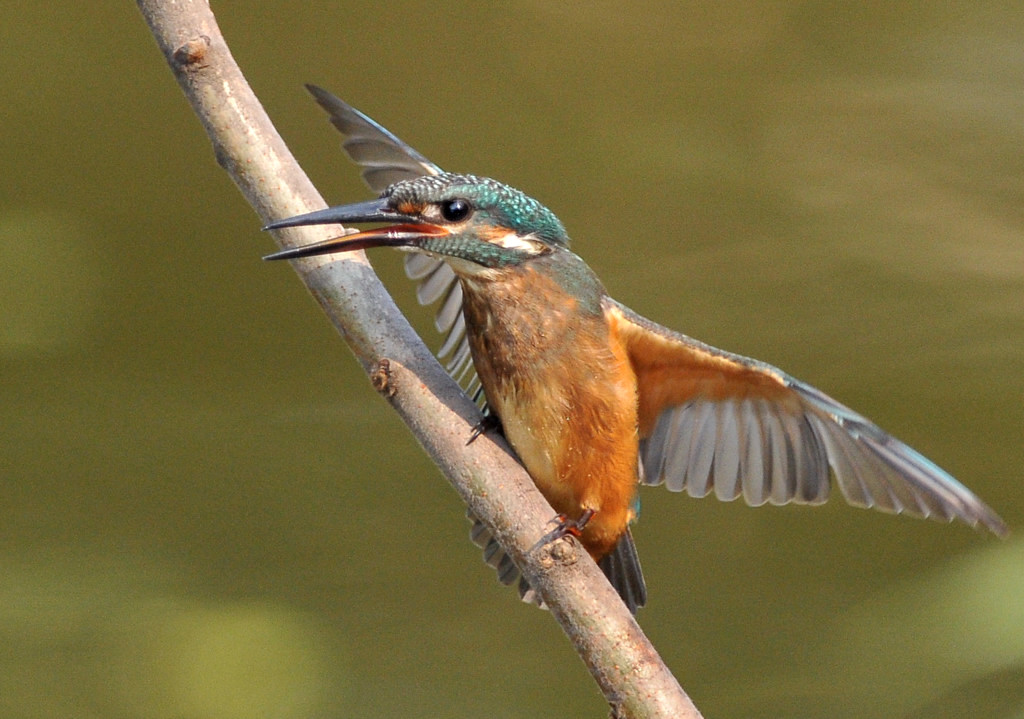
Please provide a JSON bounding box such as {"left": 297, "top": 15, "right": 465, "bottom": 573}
{"left": 261, "top": 198, "right": 447, "bottom": 261}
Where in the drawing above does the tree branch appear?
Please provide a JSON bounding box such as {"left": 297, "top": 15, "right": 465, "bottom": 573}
{"left": 136, "top": 2, "right": 702, "bottom": 716}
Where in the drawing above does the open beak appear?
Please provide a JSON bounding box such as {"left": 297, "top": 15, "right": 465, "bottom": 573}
{"left": 262, "top": 198, "right": 447, "bottom": 261}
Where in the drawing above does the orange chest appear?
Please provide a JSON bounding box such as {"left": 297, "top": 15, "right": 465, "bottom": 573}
{"left": 460, "top": 272, "right": 641, "bottom": 516}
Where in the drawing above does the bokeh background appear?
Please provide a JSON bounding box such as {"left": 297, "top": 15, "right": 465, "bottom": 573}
{"left": 2, "top": 2, "right": 1023, "bottom": 717}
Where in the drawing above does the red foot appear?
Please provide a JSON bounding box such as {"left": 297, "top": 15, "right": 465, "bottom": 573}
{"left": 551, "top": 508, "right": 595, "bottom": 539}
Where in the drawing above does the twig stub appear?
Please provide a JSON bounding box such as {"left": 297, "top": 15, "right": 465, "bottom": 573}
{"left": 371, "top": 358, "right": 396, "bottom": 397}
{"left": 173, "top": 36, "right": 210, "bottom": 67}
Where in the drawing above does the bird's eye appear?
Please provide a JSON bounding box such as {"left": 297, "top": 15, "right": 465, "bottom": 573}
{"left": 440, "top": 199, "right": 472, "bottom": 223}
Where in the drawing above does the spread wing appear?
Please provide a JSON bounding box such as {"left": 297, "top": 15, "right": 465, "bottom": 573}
{"left": 306, "top": 86, "right": 479, "bottom": 399}
{"left": 607, "top": 299, "right": 1007, "bottom": 535}
{"left": 305, "top": 84, "right": 441, "bottom": 190}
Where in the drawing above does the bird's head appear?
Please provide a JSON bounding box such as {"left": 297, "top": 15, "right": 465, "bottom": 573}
{"left": 263, "top": 173, "right": 569, "bottom": 274}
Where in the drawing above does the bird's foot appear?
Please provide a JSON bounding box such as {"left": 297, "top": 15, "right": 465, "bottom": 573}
{"left": 549, "top": 508, "right": 596, "bottom": 540}
{"left": 467, "top": 413, "right": 503, "bottom": 445}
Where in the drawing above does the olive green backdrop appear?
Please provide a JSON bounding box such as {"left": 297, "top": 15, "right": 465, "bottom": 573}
{"left": 2, "top": 2, "right": 1022, "bottom": 717}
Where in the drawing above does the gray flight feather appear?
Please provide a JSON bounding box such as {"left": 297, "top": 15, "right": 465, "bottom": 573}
{"left": 610, "top": 300, "right": 1007, "bottom": 536}
{"left": 305, "top": 85, "right": 478, "bottom": 403}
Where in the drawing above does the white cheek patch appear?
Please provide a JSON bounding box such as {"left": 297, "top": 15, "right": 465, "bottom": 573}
{"left": 493, "top": 233, "right": 541, "bottom": 253}
{"left": 447, "top": 256, "right": 501, "bottom": 279}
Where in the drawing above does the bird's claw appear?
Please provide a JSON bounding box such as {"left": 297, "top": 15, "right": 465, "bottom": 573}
{"left": 467, "top": 413, "right": 503, "bottom": 445}
{"left": 549, "top": 508, "right": 596, "bottom": 540}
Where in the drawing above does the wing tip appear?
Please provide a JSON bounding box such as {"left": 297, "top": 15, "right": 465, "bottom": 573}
{"left": 967, "top": 508, "right": 1010, "bottom": 539}
{"left": 303, "top": 83, "right": 341, "bottom": 111}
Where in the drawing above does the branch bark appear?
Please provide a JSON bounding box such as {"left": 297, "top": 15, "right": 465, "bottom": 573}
{"left": 137, "top": 2, "right": 702, "bottom": 717}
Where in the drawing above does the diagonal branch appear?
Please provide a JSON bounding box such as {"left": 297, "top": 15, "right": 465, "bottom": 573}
{"left": 136, "top": 2, "right": 702, "bottom": 716}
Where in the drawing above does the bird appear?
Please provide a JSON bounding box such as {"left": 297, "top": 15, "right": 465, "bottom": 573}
{"left": 263, "top": 85, "right": 1007, "bottom": 614}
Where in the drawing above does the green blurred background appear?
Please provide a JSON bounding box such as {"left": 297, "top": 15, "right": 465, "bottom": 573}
{"left": 2, "top": 2, "right": 1022, "bottom": 717}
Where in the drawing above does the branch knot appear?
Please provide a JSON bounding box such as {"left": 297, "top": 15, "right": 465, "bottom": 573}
{"left": 173, "top": 35, "right": 210, "bottom": 68}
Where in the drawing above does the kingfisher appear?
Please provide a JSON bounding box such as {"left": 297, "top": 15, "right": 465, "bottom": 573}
{"left": 264, "top": 86, "right": 1007, "bottom": 614}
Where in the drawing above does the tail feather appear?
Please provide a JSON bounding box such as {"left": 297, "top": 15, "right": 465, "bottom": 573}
{"left": 468, "top": 510, "right": 647, "bottom": 614}
{"left": 598, "top": 529, "right": 648, "bottom": 614}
